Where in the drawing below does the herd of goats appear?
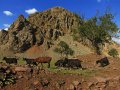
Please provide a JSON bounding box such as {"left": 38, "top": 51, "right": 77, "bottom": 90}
{"left": 2, "top": 56, "right": 110, "bottom": 69}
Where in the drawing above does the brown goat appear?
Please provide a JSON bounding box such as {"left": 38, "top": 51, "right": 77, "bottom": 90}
{"left": 34, "top": 57, "right": 52, "bottom": 68}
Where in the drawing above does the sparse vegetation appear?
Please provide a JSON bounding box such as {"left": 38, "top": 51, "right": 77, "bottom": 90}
{"left": 17, "top": 58, "right": 26, "bottom": 65}
{"left": 54, "top": 41, "right": 74, "bottom": 57}
{"left": 0, "top": 67, "right": 16, "bottom": 87}
{"left": 108, "top": 48, "right": 119, "bottom": 57}
{"left": 48, "top": 68, "right": 96, "bottom": 77}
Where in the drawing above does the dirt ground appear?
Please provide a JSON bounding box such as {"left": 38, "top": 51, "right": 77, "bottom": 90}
{"left": 2, "top": 67, "right": 83, "bottom": 90}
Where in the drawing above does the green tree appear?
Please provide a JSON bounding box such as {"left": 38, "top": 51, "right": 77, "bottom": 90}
{"left": 54, "top": 41, "right": 74, "bottom": 57}
{"left": 76, "top": 12, "right": 118, "bottom": 54}
{"left": 108, "top": 48, "right": 119, "bottom": 57}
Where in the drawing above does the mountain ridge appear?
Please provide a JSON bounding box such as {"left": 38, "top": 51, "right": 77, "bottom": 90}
{"left": 0, "top": 7, "right": 81, "bottom": 53}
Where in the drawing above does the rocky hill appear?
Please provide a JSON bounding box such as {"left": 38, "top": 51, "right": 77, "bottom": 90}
{"left": 0, "top": 7, "right": 81, "bottom": 53}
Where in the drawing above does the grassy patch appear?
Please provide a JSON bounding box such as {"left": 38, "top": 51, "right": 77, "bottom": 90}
{"left": 48, "top": 68, "right": 96, "bottom": 77}
{"left": 45, "top": 60, "right": 96, "bottom": 77}
{"left": 0, "top": 56, "right": 5, "bottom": 63}
{"left": 17, "top": 58, "right": 26, "bottom": 65}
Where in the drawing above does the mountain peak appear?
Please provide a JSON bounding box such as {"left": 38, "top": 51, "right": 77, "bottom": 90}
{"left": 50, "top": 6, "right": 66, "bottom": 11}
{"left": 16, "top": 14, "right": 26, "bottom": 22}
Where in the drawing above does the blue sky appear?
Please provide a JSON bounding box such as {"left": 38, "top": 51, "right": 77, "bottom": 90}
{"left": 0, "top": 0, "right": 120, "bottom": 30}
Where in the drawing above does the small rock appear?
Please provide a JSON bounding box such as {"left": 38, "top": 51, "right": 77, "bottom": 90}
{"left": 113, "top": 76, "right": 120, "bottom": 81}
{"left": 18, "top": 75, "right": 23, "bottom": 79}
{"left": 95, "top": 77, "right": 108, "bottom": 83}
{"left": 33, "top": 80, "right": 39, "bottom": 85}
{"left": 113, "top": 67, "right": 117, "bottom": 70}
{"left": 88, "top": 82, "right": 94, "bottom": 87}
{"left": 73, "top": 81, "right": 80, "bottom": 86}
{"left": 29, "top": 86, "right": 37, "bottom": 90}
{"left": 68, "top": 84, "right": 75, "bottom": 90}
{"left": 14, "top": 66, "right": 32, "bottom": 72}
{"left": 92, "top": 77, "right": 109, "bottom": 89}
{"left": 24, "top": 75, "right": 29, "bottom": 80}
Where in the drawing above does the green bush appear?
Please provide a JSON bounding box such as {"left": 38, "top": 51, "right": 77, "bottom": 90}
{"left": 54, "top": 41, "right": 74, "bottom": 57}
{"left": 0, "top": 67, "right": 16, "bottom": 87}
{"left": 108, "top": 48, "right": 119, "bottom": 57}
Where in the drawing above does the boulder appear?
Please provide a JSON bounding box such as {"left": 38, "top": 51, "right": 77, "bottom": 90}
{"left": 95, "top": 77, "right": 108, "bottom": 83}
{"left": 33, "top": 80, "right": 39, "bottom": 86}
{"left": 67, "top": 84, "right": 75, "bottom": 90}
{"left": 18, "top": 75, "right": 23, "bottom": 79}
{"left": 73, "top": 81, "right": 80, "bottom": 87}
{"left": 95, "top": 77, "right": 109, "bottom": 89}
{"left": 14, "top": 66, "right": 32, "bottom": 72}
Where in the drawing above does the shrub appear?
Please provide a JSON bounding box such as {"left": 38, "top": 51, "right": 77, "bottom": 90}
{"left": 0, "top": 67, "right": 16, "bottom": 87}
{"left": 108, "top": 48, "right": 119, "bottom": 57}
{"left": 54, "top": 41, "right": 74, "bottom": 57}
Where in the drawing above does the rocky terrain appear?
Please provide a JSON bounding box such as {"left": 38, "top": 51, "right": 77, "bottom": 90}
{"left": 0, "top": 7, "right": 81, "bottom": 53}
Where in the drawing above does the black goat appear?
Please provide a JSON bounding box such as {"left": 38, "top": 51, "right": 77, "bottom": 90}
{"left": 55, "top": 60, "right": 65, "bottom": 67}
{"left": 96, "top": 57, "right": 109, "bottom": 67}
{"left": 23, "top": 58, "right": 37, "bottom": 66}
{"left": 55, "top": 58, "right": 82, "bottom": 69}
{"left": 3, "top": 57, "right": 18, "bottom": 64}
{"left": 65, "top": 58, "right": 82, "bottom": 69}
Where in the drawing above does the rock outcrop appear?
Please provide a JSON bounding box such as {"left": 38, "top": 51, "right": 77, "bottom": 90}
{"left": 0, "top": 30, "right": 8, "bottom": 45}
{"left": 0, "top": 7, "right": 81, "bottom": 53}
{"left": 1, "top": 15, "right": 36, "bottom": 52}
{"left": 28, "top": 7, "right": 80, "bottom": 33}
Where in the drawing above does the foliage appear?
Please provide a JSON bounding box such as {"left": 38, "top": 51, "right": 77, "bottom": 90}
{"left": 73, "top": 12, "right": 118, "bottom": 54}
{"left": 0, "top": 67, "right": 16, "bottom": 87}
{"left": 108, "top": 48, "right": 119, "bottom": 57}
{"left": 54, "top": 41, "right": 74, "bottom": 57}
{"left": 54, "top": 48, "right": 62, "bottom": 55}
